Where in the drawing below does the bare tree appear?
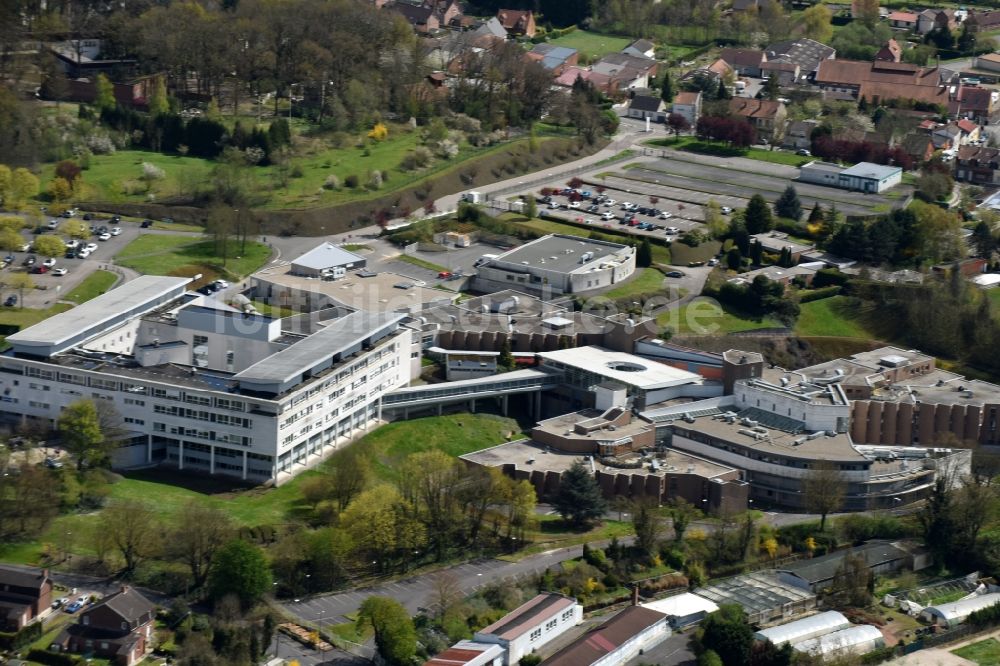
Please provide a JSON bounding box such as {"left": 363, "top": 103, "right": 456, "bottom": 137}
{"left": 803, "top": 462, "right": 847, "bottom": 531}
{"left": 429, "top": 571, "right": 462, "bottom": 621}
{"left": 99, "top": 500, "right": 162, "bottom": 577}
{"left": 329, "top": 447, "right": 371, "bottom": 512}
{"left": 167, "top": 501, "right": 235, "bottom": 588}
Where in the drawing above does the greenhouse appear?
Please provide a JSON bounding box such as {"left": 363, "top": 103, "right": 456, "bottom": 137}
{"left": 793, "top": 625, "right": 884, "bottom": 658}
{"left": 755, "top": 611, "right": 850, "bottom": 646}
{"left": 920, "top": 593, "right": 1000, "bottom": 628}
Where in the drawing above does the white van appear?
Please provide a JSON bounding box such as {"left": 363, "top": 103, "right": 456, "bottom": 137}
{"left": 474, "top": 254, "right": 498, "bottom": 267}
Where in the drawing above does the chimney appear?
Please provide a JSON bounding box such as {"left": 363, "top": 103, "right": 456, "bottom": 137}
{"left": 631, "top": 585, "right": 640, "bottom": 606}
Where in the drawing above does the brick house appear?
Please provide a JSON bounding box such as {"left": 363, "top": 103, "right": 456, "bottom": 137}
{"left": 496, "top": 9, "right": 535, "bottom": 37}
{"left": 0, "top": 566, "right": 52, "bottom": 631}
{"left": 728, "top": 98, "right": 787, "bottom": 141}
{"left": 966, "top": 10, "right": 1000, "bottom": 33}
{"left": 875, "top": 39, "right": 902, "bottom": 63}
{"left": 672, "top": 91, "right": 702, "bottom": 126}
{"left": 54, "top": 586, "right": 156, "bottom": 666}
{"left": 955, "top": 145, "right": 1000, "bottom": 185}
{"left": 391, "top": 3, "right": 440, "bottom": 32}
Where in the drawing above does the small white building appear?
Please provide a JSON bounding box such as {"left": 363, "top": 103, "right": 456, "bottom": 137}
{"left": 755, "top": 611, "right": 850, "bottom": 646}
{"left": 541, "top": 606, "right": 669, "bottom": 666}
{"left": 474, "top": 593, "right": 582, "bottom": 666}
{"left": 428, "top": 347, "right": 500, "bottom": 381}
{"left": 627, "top": 94, "right": 667, "bottom": 122}
{"left": 672, "top": 91, "right": 702, "bottom": 126}
{"left": 921, "top": 592, "right": 1000, "bottom": 628}
{"left": 793, "top": 625, "right": 884, "bottom": 659}
{"left": 972, "top": 273, "right": 1000, "bottom": 289}
{"left": 642, "top": 593, "right": 719, "bottom": 627}
{"left": 798, "top": 161, "right": 902, "bottom": 193}
{"left": 289, "top": 242, "right": 366, "bottom": 278}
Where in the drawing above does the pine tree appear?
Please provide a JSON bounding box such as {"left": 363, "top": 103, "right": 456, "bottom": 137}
{"left": 716, "top": 77, "right": 731, "bottom": 100}
{"left": 774, "top": 185, "right": 802, "bottom": 221}
{"left": 498, "top": 339, "right": 515, "bottom": 371}
{"left": 553, "top": 461, "right": 608, "bottom": 528}
{"left": 147, "top": 76, "right": 169, "bottom": 116}
{"left": 764, "top": 74, "right": 779, "bottom": 101}
{"left": 726, "top": 247, "right": 743, "bottom": 270}
{"left": 661, "top": 71, "right": 675, "bottom": 106}
{"left": 750, "top": 239, "right": 763, "bottom": 266}
{"left": 808, "top": 203, "right": 825, "bottom": 224}
{"left": 744, "top": 194, "right": 773, "bottom": 234}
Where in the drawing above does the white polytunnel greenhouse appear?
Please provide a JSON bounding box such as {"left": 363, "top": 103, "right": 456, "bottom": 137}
{"left": 754, "top": 611, "right": 851, "bottom": 646}
{"left": 793, "top": 625, "right": 885, "bottom": 659}
{"left": 921, "top": 593, "right": 1000, "bottom": 628}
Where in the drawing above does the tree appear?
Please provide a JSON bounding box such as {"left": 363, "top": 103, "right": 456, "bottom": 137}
{"left": 919, "top": 478, "right": 954, "bottom": 567}
{"left": 39, "top": 54, "right": 68, "bottom": 102}
{"left": 632, "top": 498, "right": 664, "bottom": 558}
{"left": 60, "top": 220, "right": 89, "bottom": 240}
{"left": 498, "top": 338, "right": 515, "bottom": 372}
{"left": 774, "top": 185, "right": 801, "bottom": 221}
{"left": 32, "top": 235, "right": 65, "bottom": 259}
{"left": 803, "top": 462, "right": 846, "bottom": 531}
{"left": 300, "top": 475, "right": 330, "bottom": 510}
{"left": 328, "top": 447, "right": 371, "bottom": 512}
{"left": 799, "top": 3, "right": 833, "bottom": 43}
{"left": 10, "top": 168, "right": 38, "bottom": 208}
{"left": 524, "top": 195, "right": 537, "bottom": 219}
{"left": 696, "top": 604, "right": 753, "bottom": 666}
{"left": 208, "top": 539, "right": 273, "bottom": 608}
{"left": 661, "top": 71, "right": 675, "bottom": 106}
{"left": 667, "top": 113, "right": 690, "bottom": 137}
{"left": 716, "top": 77, "right": 731, "bottom": 100}
{"left": 58, "top": 400, "right": 104, "bottom": 470}
{"left": 148, "top": 75, "right": 169, "bottom": 116}
{"left": 47, "top": 177, "right": 72, "bottom": 202}
{"left": 972, "top": 220, "right": 996, "bottom": 258}
{"left": 726, "top": 246, "right": 743, "bottom": 270}
{"left": 744, "top": 194, "right": 773, "bottom": 234}
{"left": 55, "top": 160, "right": 82, "bottom": 189}
{"left": 0, "top": 228, "right": 22, "bottom": 252}
{"left": 667, "top": 497, "right": 699, "bottom": 543}
{"left": 637, "top": 238, "right": 653, "bottom": 267}
{"left": 828, "top": 553, "right": 874, "bottom": 607}
{"left": 764, "top": 74, "right": 780, "bottom": 101}
{"left": 553, "top": 461, "right": 607, "bottom": 528}
{"left": 854, "top": 0, "right": 881, "bottom": 27}
{"left": 167, "top": 501, "right": 235, "bottom": 588}
{"left": 358, "top": 597, "right": 417, "bottom": 665}
{"left": 99, "top": 500, "right": 161, "bottom": 577}
{"left": 95, "top": 73, "right": 115, "bottom": 111}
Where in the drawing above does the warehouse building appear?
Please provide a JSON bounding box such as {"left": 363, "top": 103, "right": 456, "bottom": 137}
{"left": 0, "top": 276, "right": 413, "bottom": 485}
{"left": 472, "top": 234, "right": 636, "bottom": 296}
{"left": 289, "top": 242, "right": 366, "bottom": 278}
{"left": 798, "top": 160, "right": 902, "bottom": 193}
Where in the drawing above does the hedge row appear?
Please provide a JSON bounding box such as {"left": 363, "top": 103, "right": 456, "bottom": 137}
{"left": 0, "top": 621, "right": 43, "bottom": 650}
{"left": 799, "top": 285, "right": 843, "bottom": 303}
{"left": 26, "top": 649, "right": 83, "bottom": 666}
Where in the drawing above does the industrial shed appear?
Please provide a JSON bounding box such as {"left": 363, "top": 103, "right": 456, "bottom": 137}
{"left": 755, "top": 611, "right": 850, "bottom": 646}
{"left": 694, "top": 572, "right": 816, "bottom": 625}
{"left": 793, "top": 625, "right": 884, "bottom": 659}
{"left": 642, "top": 593, "right": 719, "bottom": 628}
{"left": 921, "top": 593, "right": 1000, "bottom": 628}
{"left": 289, "top": 242, "right": 366, "bottom": 278}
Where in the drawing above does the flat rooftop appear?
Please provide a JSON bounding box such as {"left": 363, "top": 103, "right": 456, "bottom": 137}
{"left": 841, "top": 161, "right": 902, "bottom": 179}
{"left": 252, "top": 265, "right": 457, "bottom": 312}
{"left": 538, "top": 346, "right": 703, "bottom": 390}
{"left": 8, "top": 276, "right": 191, "bottom": 352}
{"left": 417, "top": 304, "right": 620, "bottom": 338}
{"left": 534, "top": 409, "right": 653, "bottom": 443}
{"left": 291, "top": 242, "right": 365, "bottom": 270}
{"left": 750, "top": 232, "right": 815, "bottom": 254}
{"left": 457, "top": 290, "right": 566, "bottom": 318}
{"left": 673, "top": 413, "right": 867, "bottom": 462}
{"left": 490, "top": 234, "right": 630, "bottom": 274}
{"left": 797, "top": 346, "right": 935, "bottom": 386}
{"left": 463, "top": 439, "right": 738, "bottom": 479}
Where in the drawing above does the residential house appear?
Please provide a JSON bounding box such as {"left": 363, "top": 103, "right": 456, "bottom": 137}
{"left": 956, "top": 145, "right": 1000, "bottom": 185}
{"left": 918, "top": 9, "right": 957, "bottom": 35}
{"left": 628, "top": 94, "right": 667, "bottom": 122}
{"left": 473, "top": 593, "right": 582, "bottom": 665}
{"left": 672, "top": 91, "right": 703, "bottom": 126}
{"left": 815, "top": 59, "right": 950, "bottom": 107}
{"left": 900, "top": 132, "right": 935, "bottom": 163}
{"left": 762, "top": 61, "right": 800, "bottom": 86}
{"left": 782, "top": 119, "right": 818, "bottom": 150}
{"left": 728, "top": 97, "right": 787, "bottom": 141}
{"left": 0, "top": 566, "right": 52, "bottom": 631}
{"left": 391, "top": 3, "right": 440, "bottom": 33}
{"left": 720, "top": 48, "right": 767, "bottom": 77}
{"left": 887, "top": 11, "right": 919, "bottom": 30}
{"left": 622, "top": 39, "right": 656, "bottom": 60}
{"left": 54, "top": 586, "right": 156, "bottom": 666}
{"left": 471, "top": 17, "right": 507, "bottom": 46}
{"left": 975, "top": 53, "right": 1000, "bottom": 73}
{"left": 931, "top": 258, "right": 988, "bottom": 277}
{"left": 526, "top": 44, "right": 579, "bottom": 75}
{"left": 966, "top": 10, "right": 1000, "bottom": 34}
{"left": 728, "top": 264, "right": 820, "bottom": 289}
{"left": 764, "top": 38, "right": 836, "bottom": 79}
{"left": 496, "top": 9, "right": 535, "bottom": 37}
{"left": 749, "top": 232, "right": 815, "bottom": 262}
{"left": 540, "top": 606, "right": 671, "bottom": 666}
{"left": 931, "top": 123, "right": 961, "bottom": 150}
{"left": 592, "top": 53, "right": 659, "bottom": 90}
{"left": 874, "top": 39, "right": 902, "bottom": 63}
{"left": 424, "top": 0, "right": 464, "bottom": 28}
{"left": 952, "top": 85, "right": 1000, "bottom": 124}
{"left": 48, "top": 39, "right": 136, "bottom": 79}
{"left": 957, "top": 118, "right": 982, "bottom": 144}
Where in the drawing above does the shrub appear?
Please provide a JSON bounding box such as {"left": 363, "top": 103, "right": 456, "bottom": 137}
{"left": 367, "top": 122, "right": 389, "bottom": 141}
{"left": 367, "top": 170, "right": 383, "bottom": 190}
{"left": 799, "top": 285, "right": 841, "bottom": 303}
{"left": 322, "top": 174, "right": 340, "bottom": 190}
{"left": 400, "top": 147, "right": 433, "bottom": 171}
{"left": 812, "top": 268, "right": 850, "bottom": 288}
{"left": 290, "top": 165, "right": 304, "bottom": 178}
{"left": 142, "top": 162, "right": 166, "bottom": 181}
{"left": 25, "top": 649, "right": 83, "bottom": 666}
{"left": 344, "top": 174, "right": 359, "bottom": 189}
{"left": 438, "top": 139, "right": 459, "bottom": 159}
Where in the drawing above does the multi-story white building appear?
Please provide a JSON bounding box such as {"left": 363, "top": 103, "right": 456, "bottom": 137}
{"left": 473, "top": 593, "right": 582, "bottom": 665}
{"left": 1, "top": 276, "right": 414, "bottom": 484}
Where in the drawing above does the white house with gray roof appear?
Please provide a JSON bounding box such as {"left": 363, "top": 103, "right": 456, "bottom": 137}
{"left": 290, "top": 242, "right": 367, "bottom": 277}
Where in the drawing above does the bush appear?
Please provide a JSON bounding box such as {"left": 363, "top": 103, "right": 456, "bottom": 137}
{"left": 322, "top": 174, "right": 340, "bottom": 190}
{"left": 0, "top": 621, "right": 42, "bottom": 650}
{"left": 26, "top": 649, "right": 83, "bottom": 666}
{"left": 799, "top": 285, "right": 842, "bottom": 303}
{"left": 344, "top": 174, "right": 359, "bottom": 188}
{"left": 367, "top": 170, "right": 383, "bottom": 190}
{"left": 812, "top": 268, "right": 850, "bottom": 288}
{"left": 401, "top": 147, "right": 433, "bottom": 171}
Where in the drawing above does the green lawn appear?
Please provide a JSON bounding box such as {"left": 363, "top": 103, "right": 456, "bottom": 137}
{"left": 546, "top": 30, "right": 632, "bottom": 60}
{"left": 647, "top": 137, "right": 811, "bottom": 167}
{"left": 62, "top": 270, "right": 117, "bottom": 304}
{"left": 115, "top": 235, "right": 271, "bottom": 279}
{"left": 660, "top": 298, "right": 780, "bottom": 336}
{"left": 667, "top": 240, "right": 722, "bottom": 266}
{"left": 954, "top": 638, "right": 1000, "bottom": 665}
{"left": 0, "top": 303, "right": 74, "bottom": 346}
{"left": 47, "top": 152, "right": 215, "bottom": 205}
{"left": 394, "top": 254, "right": 449, "bottom": 274}
{"left": 795, "top": 295, "right": 871, "bottom": 338}
{"left": 603, "top": 267, "right": 665, "bottom": 299}
{"left": 250, "top": 299, "right": 294, "bottom": 318}
{"left": 987, "top": 288, "right": 1000, "bottom": 311}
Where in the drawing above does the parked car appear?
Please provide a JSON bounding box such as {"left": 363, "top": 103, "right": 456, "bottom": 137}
{"left": 707, "top": 258, "right": 719, "bottom": 267}
{"left": 2, "top": 254, "right": 13, "bottom": 264}
{"left": 665, "top": 226, "right": 680, "bottom": 234}
{"left": 44, "top": 456, "right": 63, "bottom": 469}
{"left": 31, "top": 265, "right": 48, "bottom": 274}
{"left": 65, "top": 601, "right": 83, "bottom": 613}
{"left": 42, "top": 258, "right": 56, "bottom": 268}
{"left": 659, "top": 212, "right": 673, "bottom": 219}
{"left": 47, "top": 219, "right": 59, "bottom": 229}
{"left": 22, "top": 255, "right": 35, "bottom": 266}
{"left": 65, "top": 239, "right": 79, "bottom": 249}
{"left": 603, "top": 199, "right": 616, "bottom": 207}
{"left": 98, "top": 233, "right": 111, "bottom": 241}
{"left": 796, "top": 149, "right": 811, "bottom": 156}
{"left": 82, "top": 213, "right": 92, "bottom": 221}
{"left": 437, "top": 271, "right": 452, "bottom": 279}
{"left": 568, "top": 201, "right": 580, "bottom": 209}
{"left": 720, "top": 206, "right": 733, "bottom": 215}
{"left": 110, "top": 227, "right": 121, "bottom": 236}
{"left": 601, "top": 212, "right": 615, "bottom": 221}
{"left": 4, "top": 295, "right": 17, "bottom": 306}
{"left": 52, "top": 267, "right": 68, "bottom": 276}
{"left": 85, "top": 243, "right": 98, "bottom": 252}
{"left": 140, "top": 219, "right": 153, "bottom": 228}
{"left": 77, "top": 249, "right": 91, "bottom": 259}
{"left": 19, "top": 243, "right": 30, "bottom": 252}
{"left": 688, "top": 260, "right": 705, "bottom": 267}
{"left": 111, "top": 215, "right": 121, "bottom": 223}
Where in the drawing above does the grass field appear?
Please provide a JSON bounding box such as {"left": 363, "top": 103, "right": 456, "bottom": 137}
{"left": 668, "top": 240, "right": 722, "bottom": 266}
{"left": 647, "top": 137, "right": 811, "bottom": 167}
{"left": 661, "top": 298, "right": 780, "bottom": 336}
{"left": 62, "top": 269, "right": 117, "bottom": 304}
{"left": 115, "top": 235, "right": 271, "bottom": 279}
{"left": 250, "top": 299, "right": 294, "bottom": 318}
{"left": 56, "top": 129, "right": 564, "bottom": 211}
{"left": 546, "top": 30, "right": 632, "bottom": 60}
{"left": 394, "top": 253, "right": 449, "bottom": 274}
{"left": 795, "top": 295, "right": 871, "bottom": 338}
{"left": 954, "top": 638, "right": 1000, "bottom": 665}
{"left": 603, "top": 267, "right": 665, "bottom": 299}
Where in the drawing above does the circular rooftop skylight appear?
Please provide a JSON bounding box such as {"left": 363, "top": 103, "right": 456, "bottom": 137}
{"left": 606, "top": 361, "right": 646, "bottom": 373}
